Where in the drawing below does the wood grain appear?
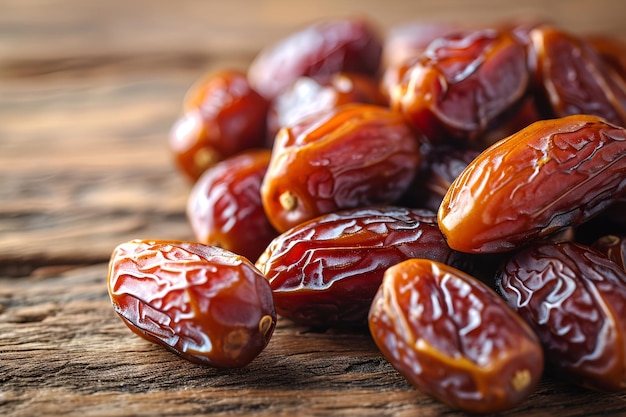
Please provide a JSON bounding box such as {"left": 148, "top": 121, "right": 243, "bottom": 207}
{"left": 3, "top": 264, "right": 626, "bottom": 417}
{"left": 3, "top": 0, "right": 626, "bottom": 415}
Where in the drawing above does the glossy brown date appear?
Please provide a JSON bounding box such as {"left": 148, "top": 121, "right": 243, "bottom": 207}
{"left": 247, "top": 18, "right": 382, "bottom": 100}
{"left": 255, "top": 206, "right": 467, "bottom": 328}
{"left": 390, "top": 28, "right": 529, "bottom": 144}
{"left": 438, "top": 114, "right": 626, "bottom": 254}
{"left": 261, "top": 104, "right": 421, "bottom": 233}
{"left": 187, "top": 149, "right": 278, "bottom": 262}
{"left": 169, "top": 69, "right": 269, "bottom": 181}
{"left": 530, "top": 25, "right": 626, "bottom": 127}
{"left": 369, "top": 258, "right": 543, "bottom": 413}
{"left": 495, "top": 241, "right": 626, "bottom": 391}
{"left": 107, "top": 240, "right": 276, "bottom": 368}
{"left": 266, "top": 72, "right": 385, "bottom": 139}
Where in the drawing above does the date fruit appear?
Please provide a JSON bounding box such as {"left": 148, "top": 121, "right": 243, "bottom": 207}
{"left": 107, "top": 240, "right": 276, "bottom": 368}
{"left": 255, "top": 206, "right": 466, "bottom": 328}
{"left": 495, "top": 241, "right": 626, "bottom": 391}
{"left": 187, "top": 149, "right": 278, "bottom": 262}
{"left": 169, "top": 69, "right": 269, "bottom": 181}
{"left": 261, "top": 104, "right": 421, "bottom": 233}
{"left": 390, "top": 28, "right": 529, "bottom": 144}
{"left": 530, "top": 25, "right": 626, "bottom": 127}
{"left": 369, "top": 258, "right": 543, "bottom": 413}
{"left": 267, "top": 72, "right": 385, "bottom": 139}
{"left": 438, "top": 114, "right": 626, "bottom": 254}
{"left": 247, "top": 18, "right": 382, "bottom": 100}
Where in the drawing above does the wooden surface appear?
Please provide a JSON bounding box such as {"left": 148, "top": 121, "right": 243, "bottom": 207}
{"left": 3, "top": 1, "right": 626, "bottom": 415}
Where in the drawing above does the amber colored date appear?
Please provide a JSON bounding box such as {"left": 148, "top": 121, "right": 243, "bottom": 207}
{"left": 495, "top": 242, "right": 626, "bottom": 391}
{"left": 107, "top": 240, "right": 276, "bottom": 368}
{"left": 390, "top": 28, "right": 529, "bottom": 144}
{"left": 369, "top": 258, "right": 543, "bottom": 413}
{"left": 169, "top": 69, "right": 269, "bottom": 181}
{"left": 187, "top": 149, "right": 278, "bottom": 262}
{"left": 261, "top": 104, "right": 421, "bottom": 233}
{"left": 438, "top": 114, "right": 626, "bottom": 254}
{"left": 255, "top": 206, "right": 467, "bottom": 328}
{"left": 247, "top": 18, "right": 382, "bottom": 100}
{"left": 530, "top": 25, "right": 626, "bottom": 126}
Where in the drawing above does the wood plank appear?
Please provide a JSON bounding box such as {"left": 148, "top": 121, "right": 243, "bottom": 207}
{"left": 4, "top": 0, "right": 626, "bottom": 415}
{"left": 2, "top": 264, "right": 626, "bottom": 416}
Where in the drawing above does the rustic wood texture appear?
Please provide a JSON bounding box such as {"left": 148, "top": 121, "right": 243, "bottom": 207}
{"left": 2, "top": 0, "right": 626, "bottom": 415}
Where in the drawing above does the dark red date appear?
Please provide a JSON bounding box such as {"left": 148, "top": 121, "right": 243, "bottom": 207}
{"left": 267, "top": 72, "right": 385, "bottom": 139}
{"left": 530, "top": 25, "right": 626, "bottom": 126}
{"left": 369, "top": 258, "right": 543, "bottom": 413}
{"left": 247, "top": 18, "right": 382, "bottom": 100}
{"left": 187, "top": 149, "right": 278, "bottom": 262}
{"left": 255, "top": 206, "right": 467, "bottom": 328}
{"left": 390, "top": 28, "right": 530, "bottom": 144}
{"left": 438, "top": 114, "right": 626, "bottom": 254}
{"left": 495, "top": 241, "right": 626, "bottom": 391}
{"left": 107, "top": 240, "right": 276, "bottom": 368}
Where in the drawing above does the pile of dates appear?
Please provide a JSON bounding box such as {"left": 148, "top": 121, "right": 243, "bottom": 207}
{"left": 107, "top": 16, "right": 626, "bottom": 414}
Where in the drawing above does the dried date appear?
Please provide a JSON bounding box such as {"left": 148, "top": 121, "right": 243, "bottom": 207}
{"left": 267, "top": 72, "right": 385, "bottom": 139}
{"left": 390, "top": 28, "right": 530, "bottom": 144}
{"left": 187, "top": 149, "right": 278, "bottom": 262}
{"left": 261, "top": 104, "right": 421, "bottom": 233}
{"left": 438, "top": 114, "right": 626, "bottom": 254}
{"left": 169, "top": 69, "right": 269, "bottom": 181}
{"left": 369, "top": 258, "right": 543, "bottom": 413}
{"left": 530, "top": 25, "right": 626, "bottom": 126}
{"left": 255, "top": 206, "right": 467, "bottom": 328}
{"left": 107, "top": 240, "right": 276, "bottom": 368}
{"left": 247, "top": 18, "right": 382, "bottom": 100}
{"left": 495, "top": 241, "right": 626, "bottom": 391}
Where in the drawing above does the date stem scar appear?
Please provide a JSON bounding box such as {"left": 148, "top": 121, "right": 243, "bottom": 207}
{"left": 279, "top": 190, "right": 298, "bottom": 211}
{"left": 511, "top": 369, "right": 532, "bottom": 392}
{"left": 194, "top": 148, "right": 219, "bottom": 173}
{"left": 259, "top": 315, "right": 274, "bottom": 340}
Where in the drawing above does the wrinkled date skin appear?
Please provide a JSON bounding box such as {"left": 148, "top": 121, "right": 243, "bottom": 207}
{"left": 261, "top": 104, "right": 421, "bottom": 233}
{"left": 495, "top": 242, "right": 626, "bottom": 391}
{"left": 369, "top": 258, "right": 543, "bottom": 414}
{"left": 107, "top": 240, "right": 276, "bottom": 368}
{"left": 530, "top": 25, "right": 626, "bottom": 127}
{"left": 390, "top": 28, "right": 529, "bottom": 144}
{"left": 247, "top": 18, "right": 382, "bottom": 100}
{"left": 169, "top": 69, "right": 269, "bottom": 181}
{"left": 255, "top": 206, "right": 467, "bottom": 328}
{"left": 438, "top": 114, "right": 626, "bottom": 254}
{"left": 266, "top": 72, "right": 385, "bottom": 139}
{"left": 187, "top": 149, "right": 278, "bottom": 262}
{"left": 593, "top": 234, "right": 626, "bottom": 271}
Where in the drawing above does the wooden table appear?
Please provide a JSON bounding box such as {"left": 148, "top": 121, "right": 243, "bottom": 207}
{"left": 3, "top": 1, "right": 626, "bottom": 415}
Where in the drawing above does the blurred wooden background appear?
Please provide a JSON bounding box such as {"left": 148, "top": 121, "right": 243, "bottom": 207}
{"left": 2, "top": 1, "right": 626, "bottom": 416}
